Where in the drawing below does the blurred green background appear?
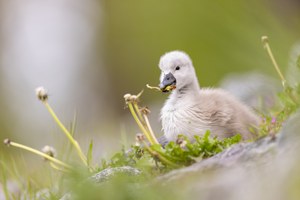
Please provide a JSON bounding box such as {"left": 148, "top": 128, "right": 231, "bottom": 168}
{"left": 0, "top": 0, "right": 299, "bottom": 162}
{"left": 103, "top": 0, "right": 299, "bottom": 102}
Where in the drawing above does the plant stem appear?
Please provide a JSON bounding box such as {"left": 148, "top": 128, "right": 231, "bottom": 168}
{"left": 133, "top": 103, "right": 159, "bottom": 145}
{"left": 143, "top": 114, "right": 159, "bottom": 145}
{"left": 133, "top": 103, "right": 145, "bottom": 125}
{"left": 128, "top": 103, "right": 155, "bottom": 145}
{"left": 9, "top": 141, "right": 72, "bottom": 170}
{"left": 146, "top": 84, "right": 161, "bottom": 91}
{"left": 50, "top": 162, "right": 68, "bottom": 172}
{"left": 262, "top": 36, "right": 286, "bottom": 87}
{"left": 142, "top": 141, "right": 179, "bottom": 168}
{"left": 43, "top": 102, "right": 87, "bottom": 166}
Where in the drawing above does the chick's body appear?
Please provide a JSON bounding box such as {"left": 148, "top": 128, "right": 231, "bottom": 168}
{"left": 159, "top": 51, "right": 260, "bottom": 141}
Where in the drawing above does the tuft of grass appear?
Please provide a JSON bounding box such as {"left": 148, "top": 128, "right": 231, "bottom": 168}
{"left": 100, "top": 131, "right": 241, "bottom": 174}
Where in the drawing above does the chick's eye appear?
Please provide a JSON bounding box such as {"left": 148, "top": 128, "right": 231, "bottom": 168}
{"left": 175, "top": 66, "right": 180, "bottom": 70}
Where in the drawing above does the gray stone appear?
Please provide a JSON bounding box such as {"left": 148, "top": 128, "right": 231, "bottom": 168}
{"left": 278, "top": 110, "right": 300, "bottom": 146}
{"left": 60, "top": 166, "right": 142, "bottom": 200}
{"left": 90, "top": 166, "right": 141, "bottom": 183}
{"left": 153, "top": 111, "right": 300, "bottom": 200}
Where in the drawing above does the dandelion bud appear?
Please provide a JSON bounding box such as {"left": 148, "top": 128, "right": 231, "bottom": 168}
{"left": 176, "top": 137, "right": 187, "bottom": 148}
{"left": 261, "top": 36, "right": 268, "bottom": 43}
{"left": 135, "top": 133, "right": 145, "bottom": 143}
{"left": 129, "top": 95, "right": 138, "bottom": 102}
{"left": 124, "top": 93, "right": 131, "bottom": 101}
{"left": 42, "top": 145, "right": 56, "bottom": 160}
{"left": 179, "top": 141, "right": 187, "bottom": 148}
{"left": 140, "top": 107, "right": 150, "bottom": 115}
{"left": 35, "top": 87, "right": 48, "bottom": 101}
{"left": 3, "top": 138, "right": 11, "bottom": 146}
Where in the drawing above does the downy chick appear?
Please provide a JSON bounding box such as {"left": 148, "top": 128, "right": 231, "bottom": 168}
{"left": 158, "top": 50, "right": 260, "bottom": 141}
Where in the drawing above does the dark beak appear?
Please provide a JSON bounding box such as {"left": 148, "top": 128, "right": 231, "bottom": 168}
{"left": 160, "top": 73, "right": 176, "bottom": 92}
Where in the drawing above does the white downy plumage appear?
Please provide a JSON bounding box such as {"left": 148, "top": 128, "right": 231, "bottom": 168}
{"left": 158, "top": 50, "right": 260, "bottom": 141}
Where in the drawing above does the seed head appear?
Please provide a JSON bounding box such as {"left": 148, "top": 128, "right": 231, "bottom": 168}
{"left": 140, "top": 107, "right": 151, "bottom": 115}
{"left": 176, "top": 137, "right": 187, "bottom": 148}
{"left": 129, "top": 95, "right": 138, "bottom": 102}
{"left": 3, "top": 138, "right": 11, "bottom": 146}
{"left": 261, "top": 36, "right": 268, "bottom": 43}
{"left": 42, "top": 145, "right": 56, "bottom": 160}
{"left": 124, "top": 93, "right": 131, "bottom": 101}
{"left": 135, "top": 133, "right": 145, "bottom": 143}
{"left": 35, "top": 87, "right": 48, "bottom": 101}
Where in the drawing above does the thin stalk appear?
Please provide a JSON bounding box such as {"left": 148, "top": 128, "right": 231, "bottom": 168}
{"left": 143, "top": 114, "right": 159, "bottom": 145}
{"left": 146, "top": 84, "right": 161, "bottom": 91}
{"left": 132, "top": 102, "right": 159, "bottom": 144}
{"left": 64, "top": 112, "right": 77, "bottom": 164}
{"left": 128, "top": 102, "right": 155, "bottom": 145}
{"left": 262, "top": 36, "right": 286, "bottom": 87}
{"left": 50, "top": 162, "right": 68, "bottom": 172}
{"left": 43, "top": 102, "right": 87, "bottom": 166}
{"left": 133, "top": 103, "right": 145, "bottom": 125}
{"left": 9, "top": 141, "right": 72, "bottom": 170}
{"left": 142, "top": 141, "right": 179, "bottom": 168}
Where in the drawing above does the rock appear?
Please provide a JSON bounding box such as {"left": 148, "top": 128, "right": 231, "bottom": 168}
{"left": 153, "top": 110, "right": 300, "bottom": 200}
{"left": 156, "top": 136, "right": 277, "bottom": 184}
{"left": 60, "top": 166, "right": 141, "bottom": 200}
{"left": 278, "top": 110, "right": 300, "bottom": 146}
{"left": 89, "top": 166, "right": 141, "bottom": 183}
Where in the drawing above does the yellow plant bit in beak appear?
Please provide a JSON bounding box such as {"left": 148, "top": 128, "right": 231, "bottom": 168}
{"left": 146, "top": 84, "right": 161, "bottom": 91}
{"left": 146, "top": 84, "right": 176, "bottom": 92}
{"left": 164, "top": 85, "right": 176, "bottom": 92}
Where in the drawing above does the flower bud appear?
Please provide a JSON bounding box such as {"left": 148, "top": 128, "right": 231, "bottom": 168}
{"left": 123, "top": 93, "right": 131, "bottom": 101}
{"left": 35, "top": 87, "right": 48, "bottom": 101}
{"left": 42, "top": 145, "right": 56, "bottom": 160}
{"left": 140, "top": 107, "right": 150, "bottom": 115}
{"left": 129, "top": 95, "right": 138, "bottom": 102}
{"left": 3, "top": 138, "right": 11, "bottom": 146}
{"left": 176, "top": 137, "right": 187, "bottom": 148}
{"left": 135, "top": 133, "right": 145, "bottom": 143}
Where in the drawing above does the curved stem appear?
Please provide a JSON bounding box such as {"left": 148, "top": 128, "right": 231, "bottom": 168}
{"left": 128, "top": 103, "right": 155, "bottom": 145}
{"left": 10, "top": 141, "right": 72, "bottom": 170}
{"left": 143, "top": 114, "right": 159, "bottom": 145}
{"left": 133, "top": 103, "right": 145, "bottom": 125}
{"left": 262, "top": 36, "right": 286, "bottom": 87}
{"left": 43, "top": 102, "right": 87, "bottom": 166}
{"left": 146, "top": 84, "right": 161, "bottom": 92}
{"left": 142, "top": 141, "right": 179, "bottom": 168}
{"left": 50, "top": 162, "right": 69, "bottom": 172}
